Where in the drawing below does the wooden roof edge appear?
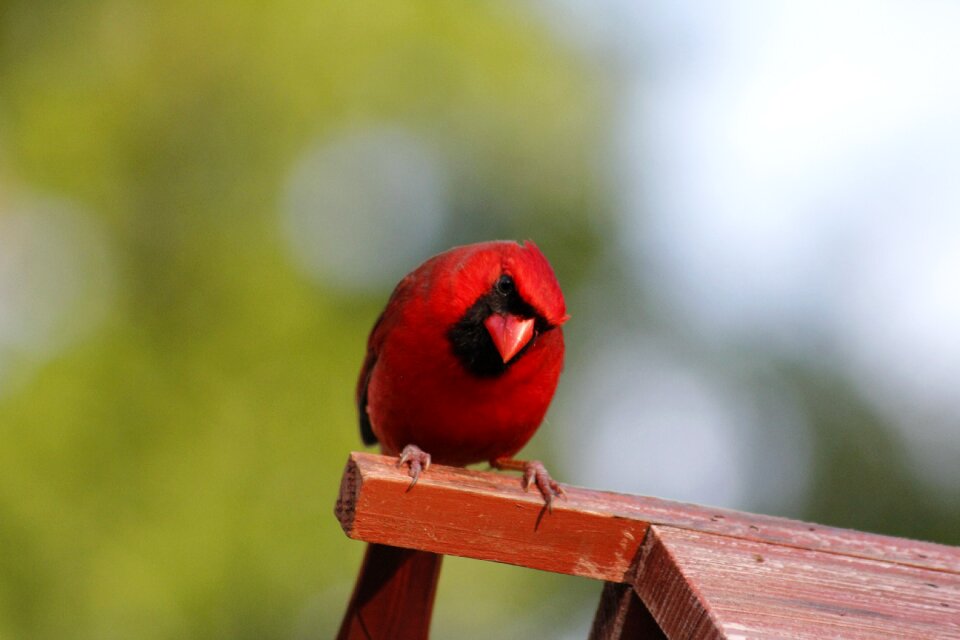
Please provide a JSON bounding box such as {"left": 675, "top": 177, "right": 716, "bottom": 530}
{"left": 337, "top": 452, "right": 960, "bottom": 577}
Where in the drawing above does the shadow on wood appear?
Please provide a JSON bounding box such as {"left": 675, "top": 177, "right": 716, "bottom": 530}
{"left": 589, "top": 581, "right": 666, "bottom": 640}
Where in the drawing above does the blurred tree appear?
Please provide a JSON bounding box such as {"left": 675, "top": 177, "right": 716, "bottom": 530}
{"left": 0, "top": 1, "right": 606, "bottom": 638}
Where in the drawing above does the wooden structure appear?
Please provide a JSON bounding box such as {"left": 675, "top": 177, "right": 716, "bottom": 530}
{"left": 336, "top": 452, "right": 960, "bottom": 638}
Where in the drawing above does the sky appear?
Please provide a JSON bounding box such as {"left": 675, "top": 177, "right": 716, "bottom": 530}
{"left": 543, "top": 0, "right": 960, "bottom": 502}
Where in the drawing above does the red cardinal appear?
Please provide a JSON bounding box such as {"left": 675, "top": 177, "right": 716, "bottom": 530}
{"left": 338, "top": 240, "right": 568, "bottom": 639}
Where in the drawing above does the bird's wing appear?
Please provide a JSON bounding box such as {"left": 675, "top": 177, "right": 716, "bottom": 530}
{"left": 355, "top": 273, "right": 418, "bottom": 446}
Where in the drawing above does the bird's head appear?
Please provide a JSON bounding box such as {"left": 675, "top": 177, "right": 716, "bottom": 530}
{"left": 438, "top": 240, "right": 568, "bottom": 376}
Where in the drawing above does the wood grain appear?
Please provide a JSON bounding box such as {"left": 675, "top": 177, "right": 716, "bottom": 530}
{"left": 636, "top": 525, "right": 960, "bottom": 639}
{"left": 335, "top": 453, "right": 960, "bottom": 639}
{"left": 589, "top": 581, "right": 667, "bottom": 640}
{"left": 336, "top": 452, "right": 960, "bottom": 579}
{"left": 336, "top": 453, "right": 648, "bottom": 582}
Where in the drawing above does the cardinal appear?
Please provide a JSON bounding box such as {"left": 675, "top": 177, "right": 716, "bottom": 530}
{"left": 338, "top": 240, "right": 568, "bottom": 639}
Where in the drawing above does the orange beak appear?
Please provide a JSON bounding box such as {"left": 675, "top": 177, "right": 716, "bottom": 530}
{"left": 483, "top": 313, "right": 536, "bottom": 363}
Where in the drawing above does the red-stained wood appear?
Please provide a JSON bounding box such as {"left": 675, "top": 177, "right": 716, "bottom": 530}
{"left": 589, "top": 581, "right": 667, "bottom": 640}
{"left": 336, "top": 452, "right": 650, "bottom": 582}
{"left": 636, "top": 525, "right": 960, "bottom": 639}
{"left": 336, "top": 452, "right": 960, "bottom": 579}
{"left": 335, "top": 453, "right": 960, "bottom": 639}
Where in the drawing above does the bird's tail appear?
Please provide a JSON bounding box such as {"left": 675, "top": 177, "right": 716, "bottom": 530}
{"left": 337, "top": 543, "right": 443, "bottom": 639}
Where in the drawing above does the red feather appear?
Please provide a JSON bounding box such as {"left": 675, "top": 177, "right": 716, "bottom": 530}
{"left": 355, "top": 239, "right": 567, "bottom": 465}
{"left": 340, "top": 240, "right": 567, "bottom": 638}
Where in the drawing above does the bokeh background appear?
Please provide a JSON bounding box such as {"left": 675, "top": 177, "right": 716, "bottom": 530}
{"left": 2, "top": 1, "right": 959, "bottom": 637}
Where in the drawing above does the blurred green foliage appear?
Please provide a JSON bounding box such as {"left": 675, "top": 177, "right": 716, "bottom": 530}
{"left": 0, "top": 1, "right": 604, "bottom": 637}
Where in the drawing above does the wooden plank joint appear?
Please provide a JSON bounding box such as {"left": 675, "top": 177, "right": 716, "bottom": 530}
{"left": 336, "top": 452, "right": 960, "bottom": 639}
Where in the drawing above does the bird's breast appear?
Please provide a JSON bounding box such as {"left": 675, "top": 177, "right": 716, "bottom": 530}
{"left": 367, "top": 327, "right": 563, "bottom": 465}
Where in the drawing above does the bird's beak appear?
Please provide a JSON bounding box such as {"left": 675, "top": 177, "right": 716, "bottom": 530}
{"left": 484, "top": 313, "right": 535, "bottom": 363}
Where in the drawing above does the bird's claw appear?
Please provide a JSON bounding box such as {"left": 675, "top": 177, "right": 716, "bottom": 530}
{"left": 397, "top": 444, "right": 431, "bottom": 491}
{"left": 521, "top": 460, "right": 566, "bottom": 513}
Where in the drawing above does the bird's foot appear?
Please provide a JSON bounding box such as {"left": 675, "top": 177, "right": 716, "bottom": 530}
{"left": 522, "top": 460, "right": 566, "bottom": 513}
{"left": 397, "top": 444, "right": 432, "bottom": 491}
{"left": 492, "top": 458, "right": 566, "bottom": 513}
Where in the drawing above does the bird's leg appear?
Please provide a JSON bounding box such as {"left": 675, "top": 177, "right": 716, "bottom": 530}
{"left": 491, "top": 457, "right": 566, "bottom": 512}
{"left": 397, "top": 444, "right": 432, "bottom": 491}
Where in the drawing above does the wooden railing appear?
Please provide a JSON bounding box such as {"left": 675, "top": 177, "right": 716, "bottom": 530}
{"left": 335, "top": 452, "right": 960, "bottom": 639}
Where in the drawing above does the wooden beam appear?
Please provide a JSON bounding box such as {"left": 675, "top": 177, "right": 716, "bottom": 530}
{"left": 336, "top": 453, "right": 648, "bottom": 582}
{"left": 636, "top": 525, "right": 960, "bottom": 639}
{"left": 335, "top": 452, "right": 960, "bottom": 581}
{"left": 589, "top": 581, "right": 667, "bottom": 640}
{"left": 336, "top": 453, "right": 960, "bottom": 639}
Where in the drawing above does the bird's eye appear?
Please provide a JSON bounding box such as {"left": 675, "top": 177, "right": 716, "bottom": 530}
{"left": 495, "top": 274, "right": 514, "bottom": 296}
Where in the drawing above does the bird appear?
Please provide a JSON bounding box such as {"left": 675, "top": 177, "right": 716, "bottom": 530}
{"left": 338, "top": 240, "right": 568, "bottom": 639}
